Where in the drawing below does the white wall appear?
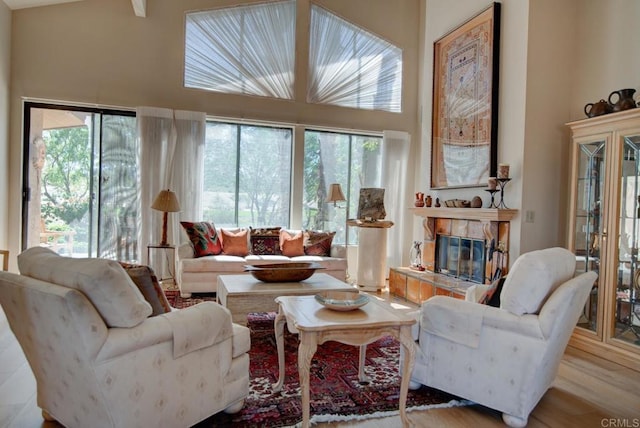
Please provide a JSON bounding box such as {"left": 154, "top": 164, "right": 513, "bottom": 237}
{"left": 0, "top": 1, "right": 10, "bottom": 260}
{"left": 420, "top": 0, "right": 640, "bottom": 263}
{"left": 421, "top": 0, "right": 530, "bottom": 260}
{"left": 571, "top": 0, "right": 640, "bottom": 120}
{"left": 519, "top": 0, "right": 578, "bottom": 254}
{"left": 6, "top": 0, "right": 422, "bottom": 263}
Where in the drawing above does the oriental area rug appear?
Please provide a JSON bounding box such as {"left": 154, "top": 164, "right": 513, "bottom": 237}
{"left": 166, "top": 292, "right": 470, "bottom": 427}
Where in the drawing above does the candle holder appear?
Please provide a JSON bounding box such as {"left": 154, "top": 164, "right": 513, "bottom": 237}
{"left": 484, "top": 189, "right": 499, "bottom": 208}
{"left": 497, "top": 178, "right": 511, "bottom": 209}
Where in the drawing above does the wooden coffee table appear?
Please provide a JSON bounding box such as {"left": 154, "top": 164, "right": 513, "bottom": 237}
{"left": 272, "top": 295, "right": 416, "bottom": 428}
{"left": 217, "top": 273, "right": 355, "bottom": 325}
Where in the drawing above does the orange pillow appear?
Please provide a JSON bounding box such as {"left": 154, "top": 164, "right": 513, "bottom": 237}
{"left": 220, "top": 229, "right": 249, "bottom": 256}
{"left": 280, "top": 230, "right": 304, "bottom": 257}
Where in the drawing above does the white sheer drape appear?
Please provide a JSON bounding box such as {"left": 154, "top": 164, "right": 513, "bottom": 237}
{"left": 307, "top": 5, "right": 402, "bottom": 112}
{"left": 382, "top": 130, "right": 410, "bottom": 269}
{"left": 137, "top": 107, "right": 205, "bottom": 265}
{"left": 184, "top": 0, "right": 295, "bottom": 99}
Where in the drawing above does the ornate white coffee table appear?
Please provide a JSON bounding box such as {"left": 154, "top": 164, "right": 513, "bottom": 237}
{"left": 272, "top": 294, "right": 416, "bottom": 428}
{"left": 217, "top": 273, "right": 355, "bottom": 325}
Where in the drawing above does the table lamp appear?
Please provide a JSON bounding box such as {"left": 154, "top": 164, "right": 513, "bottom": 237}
{"left": 151, "top": 189, "right": 181, "bottom": 246}
{"left": 325, "top": 183, "right": 346, "bottom": 207}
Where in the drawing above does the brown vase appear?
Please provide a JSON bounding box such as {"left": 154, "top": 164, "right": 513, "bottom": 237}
{"left": 584, "top": 99, "right": 613, "bottom": 118}
{"left": 414, "top": 192, "right": 425, "bottom": 207}
{"left": 608, "top": 88, "right": 637, "bottom": 112}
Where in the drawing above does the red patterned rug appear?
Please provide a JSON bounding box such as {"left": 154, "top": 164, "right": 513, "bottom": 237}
{"left": 164, "top": 297, "right": 469, "bottom": 428}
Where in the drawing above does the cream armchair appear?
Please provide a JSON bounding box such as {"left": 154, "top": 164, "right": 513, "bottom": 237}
{"left": 409, "top": 247, "right": 597, "bottom": 427}
{"left": 0, "top": 247, "right": 250, "bottom": 428}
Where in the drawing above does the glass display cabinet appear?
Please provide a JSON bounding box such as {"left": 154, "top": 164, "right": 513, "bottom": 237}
{"left": 568, "top": 109, "right": 640, "bottom": 369}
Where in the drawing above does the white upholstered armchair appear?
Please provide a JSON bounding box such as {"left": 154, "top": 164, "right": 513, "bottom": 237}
{"left": 409, "top": 247, "right": 597, "bottom": 427}
{"left": 0, "top": 247, "right": 250, "bottom": 428}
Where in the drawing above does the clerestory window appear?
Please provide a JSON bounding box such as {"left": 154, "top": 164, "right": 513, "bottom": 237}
{"left": 184, "top": 2, "right": 402, "bottom": 112}
{"left": 184, "top": 0, "right": 296, "bottom": 99}
{"left": 306, "top": 5, "right": 403, "bottom": 112}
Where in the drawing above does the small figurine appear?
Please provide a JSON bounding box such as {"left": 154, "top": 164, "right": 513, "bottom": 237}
{"left": 434, "top": 197, "right": 441, "bottom": 207}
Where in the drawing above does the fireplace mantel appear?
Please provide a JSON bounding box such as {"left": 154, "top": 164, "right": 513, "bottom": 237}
{"left": 410, "top": 207, "right": 518, "bottom": 222}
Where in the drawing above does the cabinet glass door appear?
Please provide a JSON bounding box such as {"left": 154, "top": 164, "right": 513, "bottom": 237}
{"left": 614, "top": 135, "right": 640, "bottom": 347}
{"left": 574, "top": 140, "right": 605, "bottom": 334}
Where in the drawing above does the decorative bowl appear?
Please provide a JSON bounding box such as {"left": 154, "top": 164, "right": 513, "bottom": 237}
{"left": 244, "top": 262, "right": 324, "bottom": 283}
{"left": 314, "top": 291, "right": 369, "bottom": 311}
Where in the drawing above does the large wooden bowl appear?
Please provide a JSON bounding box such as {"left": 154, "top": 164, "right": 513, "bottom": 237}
{"left": 244, "top": 262, "right": 324, "bottom": 283}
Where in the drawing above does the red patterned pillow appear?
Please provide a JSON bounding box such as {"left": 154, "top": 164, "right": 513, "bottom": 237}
{"left": 250, "top": 227, "right": 282, "bottom": 255}
{"left": 304, "top": 231, "right": 335, "bottom": 256}
{"left": 180, "top": 221, "right": 222, "bottom": 257}
{"left": 280, "top": 230, "right": 304, "bottom": 257}
{"left": 119, "top": 262, "right": 172, "bottom": 316}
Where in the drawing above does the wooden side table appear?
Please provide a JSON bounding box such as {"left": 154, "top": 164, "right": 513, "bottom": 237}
{"left": 146, "top": 244, "right": 177, "bottom": 288}
{"left": 273, "top": 295, "right": 416, "bottom": 427}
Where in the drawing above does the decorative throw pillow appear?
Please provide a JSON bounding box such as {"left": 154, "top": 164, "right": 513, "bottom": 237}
{"left": 119, "top": 262, "right": 172, "bottom": 316}
{"left": 180, "top": 221, "right": 222, "bottom": 257}
{"left": 280, "top": 230, "right": 304, "bottom": 257}
{"left": 304, "top": 230, "right": 335, "bottom": 256}
{"left": 479, "top": 276, "right": 506, "bottom": 307}
{"left": 250, "top": 227, "right": 282, "bottom": 255}
{"left": 221, "top": 228, "right": 250, "bottom": 256}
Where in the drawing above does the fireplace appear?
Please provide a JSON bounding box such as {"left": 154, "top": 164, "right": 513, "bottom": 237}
{"left": 436, "top": 235, "right": 486, "bottom": 283}
{"left": 413, "top": 207, "right": 517, "bottom": 285}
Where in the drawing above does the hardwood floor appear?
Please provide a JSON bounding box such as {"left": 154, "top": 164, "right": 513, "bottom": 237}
{"left": 1, "top": 306, "right": 639, "bottom": 428}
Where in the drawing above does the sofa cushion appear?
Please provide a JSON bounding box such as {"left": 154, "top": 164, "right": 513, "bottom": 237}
{"left": 180, "top": 221, "right": 222, "bottom": 257}
{"left": 250, "top": 227, "right": 282, "bottom": 255}
{"left": 500, "top": 247, "right": 576, "bottom": 315}
{"left": 182, "top": 254, "right": 249, "bottom": 272}
{"left": 221, "top": 228, "right": 250, "bottom": 256}
{"left": 280, "top": 230, "right": 304, "bottom": 257}
{"left": 290, "top": 255, "right": 345, "bottom": 270}
{"left": 245, "top": 255, "right": 292, "bottom": 263}
{"left": 119, "top": 262, "right": 172, "bottom": 316}
{"left": 17, "top": 247, "right": 152, "bottom": 328}
{"left": 304, "top": 230, "right": 335, "bottom": 256}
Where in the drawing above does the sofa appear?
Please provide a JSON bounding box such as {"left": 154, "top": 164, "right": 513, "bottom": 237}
{"left": 408, "top": 247, "right": 597, "bottom": 427}
{"left": 177, "top": 225, "right": 348, "bottom": 298}
{"left": 0, "top": 247, "right": 251, "bottom": 428}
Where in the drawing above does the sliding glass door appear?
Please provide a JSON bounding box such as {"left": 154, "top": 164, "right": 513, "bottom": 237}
{"left": 22, "top": 103, "right": 138, "bottom": 261}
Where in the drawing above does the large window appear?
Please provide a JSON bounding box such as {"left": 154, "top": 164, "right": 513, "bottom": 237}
{"left": 202, "top": 122, "right": 293, "bottom": 228}
{"left": 184, "top": 1, "right": 296, "bottom": 99}
{"left": 22, "top": 104, "right": 138, "bottom": 260}
{"left": 184, "top": 2, "right": 402, "bottom": 112}
{"left": 307, "top": 5, "right": 403, "bottom": 112}
{"left": 302, "top": 130, "right": 383, "bottom": 245}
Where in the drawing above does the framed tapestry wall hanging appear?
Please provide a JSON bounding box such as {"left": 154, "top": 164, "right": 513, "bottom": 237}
{"left": 430, "top": 2, "right": 501, "bottom": 189}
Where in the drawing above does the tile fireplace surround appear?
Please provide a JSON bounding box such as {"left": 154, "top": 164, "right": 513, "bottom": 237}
{"left": 410, "top": 207, "right": 518, "bottom": 285}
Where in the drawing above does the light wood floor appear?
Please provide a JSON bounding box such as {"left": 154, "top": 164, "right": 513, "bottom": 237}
{"left": 1, "top": 309, "right": 639, "bottom": 428}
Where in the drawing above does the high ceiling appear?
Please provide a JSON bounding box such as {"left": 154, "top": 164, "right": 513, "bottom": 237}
{"left": 2, "top": 0, "right": 146, "bottom": 16}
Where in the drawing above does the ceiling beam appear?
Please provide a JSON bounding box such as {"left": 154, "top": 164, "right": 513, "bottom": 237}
{"left": 131, "top": 0, "right": 146, "bottom": 17}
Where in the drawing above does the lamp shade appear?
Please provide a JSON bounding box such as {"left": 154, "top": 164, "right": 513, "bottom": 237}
{"left": 325, "top": 183, "right": 346, "bottom": 204}
{"left": 151, "top": 189, "right": 181, "bottom": 213}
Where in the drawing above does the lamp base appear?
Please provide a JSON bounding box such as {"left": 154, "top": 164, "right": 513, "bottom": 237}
{"left": 160, "top": 212, "right": 169, "bottom": 247}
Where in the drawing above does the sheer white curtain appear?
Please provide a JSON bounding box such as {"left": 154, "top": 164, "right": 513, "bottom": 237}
{"left": 184, "top": 0, "right": 295, "bottom": 99}
{"left": 137, "top": 107, "right": 205, "bottom": 264}
{"left": 171, "top": 110, "right": 206, "bottom": 245}
{"left": 307, "top": 4, "right": 402, "bottom": 112}
{"left": 381, "top": 130, "right": 410, "bottom": 269}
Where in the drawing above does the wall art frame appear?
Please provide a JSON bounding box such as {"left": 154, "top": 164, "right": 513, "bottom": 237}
{"left": 430, "top": 2, "right": 501, "bottom": 189}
